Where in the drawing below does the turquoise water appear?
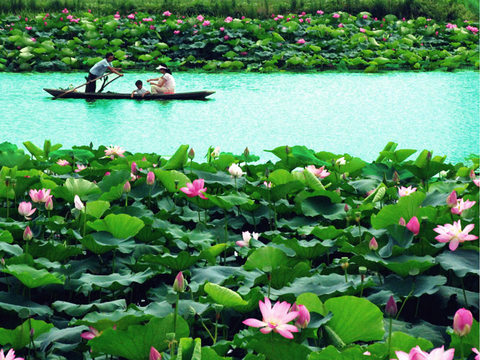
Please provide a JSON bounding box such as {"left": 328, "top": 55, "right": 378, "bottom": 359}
{"left": 0, "top": 71, "right": 478, "bottom": 163}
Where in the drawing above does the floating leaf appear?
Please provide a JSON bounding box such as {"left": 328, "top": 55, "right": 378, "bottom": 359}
{"left": 204, "top": 282, "right": 248, "bottom": 308}
{"left": 2, "top": 264, "right": 65, "bottom": 288}
{"left": 88, "top": 214, "right": 145, "bottom": 239}
{"left": 244, "top": 246, "right": 288, "bottom": 272}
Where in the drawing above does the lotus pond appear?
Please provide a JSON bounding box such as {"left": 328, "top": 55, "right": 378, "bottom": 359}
{"left": 0, "top": 139, "right": 478, "bottom": 359}
{"left": 0, "top": 71, "right": 479, "bottom": 164}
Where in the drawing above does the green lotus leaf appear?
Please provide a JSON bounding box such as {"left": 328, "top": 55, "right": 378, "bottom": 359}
{"left": 200, "top": 243, "right": 228, "bottom": 265}
{"left": 28, "top": 242, "right": 82, "bottom": 262}
{"left": 154, "top": 169, "right": 190, "bottom": 193}
{"left": 52, "top": 299, "right": 126, "bottom": 317}
{"left": 2, "top": 264, "right": 64, "bottom": 288}
{"left": 382, "top": 274, "right": 447, "bottom": 298}
{"left": 296, "top": 292, "right": 325, "bottom": 315}
{"left": 0, "top": 319, "right": 53, "bottom": 349}
{"left": 207, "top": 192, "right": 253, "bottom": 210}
{"left": 300, "top": 195, "right": 346, "bottom": 220}
{"left": 49, "top": 148, "right": 95, "bottom": 162}
{"left": 74, "top": 269, "right": 153, "bottom": 293}
{"left": 371, "top": 191, "right": 425, "bottom": 229}
{"left": 436, "top": 250, "right": 480, "bottom": 277}
{"left": 88, "top": 314, "right": 189, "bottom": 359}
{"left": 247, "top": 334, "right": 312, "bottom": 360}
{"left": 86, "top": 200, "right": 110, "bottom": 218}
{"left": 204, "top": 282, "right": 248, "bottom": 308}
{"left": 244, "top": 246, "right": 288, "bottom": 272}
{"left": 80, "top": 233, "right": 121, "bottom": 255}
{"left": 0, "top": 242, "right": 23, "bottom": 256}
{"left": 142, "top": 251, "right": 200, "bottom": 271}
{"left": 87, "top": 213, "right": 144, "bottom": 239}
{"left": 53, "top": 177, "right": 100, "bottom": 203}
{"left": 324, "top": 296, "right": 384, "bottom": 344}
{"left": 366, "top": 254, "right": 436, "bottom": 277}
{"left": 0, "top": 291, "right": 52, "bottom": 317}
{"left": 308, "top": 345, "right": 364, "bottom": 360}
{"left": 0, "top": 230, "right": 13, "bottom": 243}
{"left": 177, "top": 337, "right": 202, "bottom": 360}
{"left": 163, "top": 144, "right": 189, "bottom": 170}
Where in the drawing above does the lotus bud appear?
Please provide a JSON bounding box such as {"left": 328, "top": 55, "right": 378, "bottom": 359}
{"left": 244, "top": 147, "right": 250, "bottom": 157}
{"left": 45, "top": 196, "right": 53, "bottom": 211}
{"left": 0, "top": 258, "right": 5, "bottom": 266}
{"left": 104, "top": 171, "right": 111, "bottom": 176}
{"left": 354, "top": 212, "right": 361, "bottom": 223}
{"left": 150, "top": 346, "right": 162, "bottom": 360}
{"left": 340, "top": 257, "right": 349, "bottom": 270}
{"left": 470, "top": 169, "right": 476, "bottom": 180}
{"left": 228, "top": 163, "right": 244, "bottom": 178}
{"left": 264, "top": 181, "right": 272, "bottom": 188}
{"left": 146, "top": 171, "right": 155, "bottom": 185}
{"left": 439, "top": 170, "right": 448, "bottom": 179}
{"left": 23, "top": 226, "right": 33, "bottom": 241}
{"left": 336, "top": 157, "right": 346, "bottom": 166}
{"left": 426, "top": 151, "right": 432, "bottom": 161}
{"left": 398, "top": 217, "right": 406, "bottom": 226}
{"left": 453, "top": 308, "right": 473, "bottom": 337}
{"left": 385, "top": 296, "right": 398, "bottom": 317}
{"left": 392, "top": 171, "right": 400, "bottom": 183}
{"left": 344, "top": 204, "right": 349, "bottom": 212}
{"left": 292, "top": 303, "right": 310, "bottom": 329}
{"left": 446, "top": 191, "right": 457, "bottom": 207}
{"left": 173, "top": 271, "right": 186, "bottom": 293}
{"left": 285, "top": 145, "right": 290, "bottom": 155}
{"left": 369, "top": 237, "right": 378, "bottom": 251}
{"left": 188, "top": 148, "right": 195, "bottom": 160}
{"left": 74, "top": 195, "right": 85, "bottom": 211}
{"left": 123, "top": 181, "right": 131, "bottom": 193}
{"left": 406, "top": 216, "right": 420, "bottom": 235}
{"left": 131, "top": 162, "right": 137, "bottom": 174}
{"left": 30, "top": 328, "right": 35, "bottom": 337}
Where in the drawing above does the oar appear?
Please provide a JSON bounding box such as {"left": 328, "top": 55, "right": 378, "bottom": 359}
{"left": 98, "top": 74, "right": 122, "bottom": 93}
{"left": 53, "top": 73, "right": 112, "bottom": 99}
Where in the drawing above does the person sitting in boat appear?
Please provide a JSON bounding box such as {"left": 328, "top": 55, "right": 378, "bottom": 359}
{"left": 86, "top": 52, "right": 123, "bottom": 93}
{"left": 147, "top": 65, "right": 175, "bottom": 94}
{"left": 131, "top": 80, "right": 151, "bottom": 98}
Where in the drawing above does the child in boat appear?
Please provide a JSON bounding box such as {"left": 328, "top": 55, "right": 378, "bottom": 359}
{"left": 147, "top": 65, "right": 175, "bottom": 94}
{"left": 131, "top": 80, "right": 150, "bottom": 98}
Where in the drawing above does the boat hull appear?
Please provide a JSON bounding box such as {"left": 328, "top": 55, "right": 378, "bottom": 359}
{"left": 43, "top": 88, "right": 215, "bottom": 100}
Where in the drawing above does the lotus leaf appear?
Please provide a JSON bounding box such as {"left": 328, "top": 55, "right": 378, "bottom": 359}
{"left": 204, "top": 282, "right": 248, "bottom": 308}
{"left": 0, "top": 319, "right": 53, "bottom": 349}
{"left": 88, "top": 213, "right": 145, "bottom": 239}
{"left": 2, "top": 264, "right": 65, "bottom": 288}
{"left": 244, "top": 246, "right": 288, "bottom": 272}
{"left": 436, "top": 249, "right": 480, "bottom": 277}
{"left": 88, "top": 315, "right": 189, "bottom": 359}
{"left": 0, "top": 291, "right": 52, "bottom": 316}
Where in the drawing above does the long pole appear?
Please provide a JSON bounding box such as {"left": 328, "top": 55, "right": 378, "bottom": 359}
{"left": 54, "top": 73, "right": 112, "bottom": 98}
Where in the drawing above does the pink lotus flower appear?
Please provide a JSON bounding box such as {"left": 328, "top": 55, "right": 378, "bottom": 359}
{"left": 66, "top": 15, "right": 73, "bottom": 20}
{"left": 219, "top": 26, "right": 225, "bottom": 31}
{"left": 150, "top": 25, "right": 155, "bottom": 30}
{"left": 174, "top": 30, "right": 180, "bottom": 34}
{"left": 180, "top": 179, "right": 207, "bottom": 199}
{"left": 434, "top": 221, "right": 478, "bottom": 251}
{"left": 359, "top": 27, "right": 366, "bottom": 33}
{"left": 30, "top": 37, "right": 36, "bottom": 42}
{"left": 291, "top": 303, "right": 310, "bottom": 329}
{"left": 473, "top": 348, "right": 479, "bottom": 360}
{"left": 62, "top": 8, "right": 69, "bottom": 13}
{"left": 398, "top": 186, "right": 417, "bottom": 197}
{"left": 446, "top": 23, "right": 457, "bottom": 29}
{"left": 23, "top": 226, "right": 33, "bottom": 241}
{"left": 131, "top": 162, "right": 137, "bottom": 174}
{"left": 223, "top": 35, "right": 229, "bottom": 40}
{"left": 296, "top": 38, "right": 305, "bottom": 44}
{"left": 123, "top": 181, "right": 131, "bottom": 193}
{"left": 362, "top": 14, "right": 369, "bottom": 19}
{"left": 317, "top": 10, "right": 324, "bottom": 15}
{"left": 475, "top": 178, "right": 480, "bottom": 187}
{"left": 369, "top": 237, "right": 378, "bottom": 251}
{"left": 25, "top": 26, "right": 32, "bottom": 30}
{"left": 333, "top": 13, "right": 340, "bottom": 18}
{"left": 224, "top": 16, "right": 233, "bottom": 23}
{"left": 197, "top": 15, "right": 204, "bottom": 21}
{"left": 74, "top": 164, "right": 86, "bottom": 173}
{"left": 150, "top": 346, "right": 161, "bottom": 360}
{"left": 163, "top": 11, "right": 171, "bottom": 16}
{"left": 0, "top": 348, "right": 24, "bottom": 360}
{"left": 177, "top": 19, "right": 183, "bottom": 24}
{"left": 74, "top": 195, "right": 85, "bottom": 211}
{"left": 142, "top": 18, "right": 153, "bottom": 22}
{"left": 392, "top": 346, "right": 454, "bottom": 360}
{"left": 202, "top": 20, "right": 211, "bottom": 26}
{"left": 114, "top": 13, "right": 120, "bottom": 19}
{"left": 451, "top": 198, "right": 476, "bottom": 215}
{"left": 399, "top": 217, "right": 406, "bottom": 226}
{"left": 453, "top": 308, "right": 473, "bottom": 336}
{"left": 236, "top": 231, "right": 259, "bottom": 247}
{"left": 56, "top": 159, "right": 69, "bottom": 166}
{"left": 18, "top": 202, "right": 36, "bottom": 220}
{"left": 146, "top": 171, "right": 155, "bottom": 185}
{"left": 446, "top": 190, "right": 457, "bottom": 206}
{"left": 29, "top": 189, "right": 51, "bottom": 203}
{"left": 338, "top": 23, "right": 344, "bottom": 27}
{"left": 264, "top": 181, "right": 272, "bottom": 188}
{"left": 105, "top": 145, "right": 125, "bottom": 158}
{"left": 305, "top": 165, "right": 330, "bottom": 179}
{"left": 127, "top": 13, "right": 135, "bottom": 19}
{"left": 81, "top": 326, "right": 100, "bottom": 340}
{"left": 406, "top": 216, "right": 420, "bottom": 235}
{"left": 243, "top": 297, "right": 299, "bottom": 339}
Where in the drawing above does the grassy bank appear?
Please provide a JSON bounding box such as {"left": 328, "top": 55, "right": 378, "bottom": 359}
{"left": 0, "top": 0, "right": 478, "bottom": 21}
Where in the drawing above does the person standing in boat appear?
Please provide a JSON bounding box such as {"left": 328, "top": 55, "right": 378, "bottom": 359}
{"left": 86, "top": 53, "right": 123, "bottom": 93}
{"left": 147, "top": 65, "right": 175, "bottom": 94}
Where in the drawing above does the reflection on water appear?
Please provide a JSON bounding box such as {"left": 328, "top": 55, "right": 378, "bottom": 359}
{"left": 0, "top": 71, "right": 478, "bottom": 163}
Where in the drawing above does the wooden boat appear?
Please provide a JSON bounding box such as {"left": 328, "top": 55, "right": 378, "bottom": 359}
{"left": 43, "top": 88, "right": 215, "bottom": 100}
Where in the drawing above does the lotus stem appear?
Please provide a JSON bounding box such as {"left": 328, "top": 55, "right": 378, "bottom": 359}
{"left": 387, "top": 316, "right": 393, "bottom": 357}
{"left": 214, "top": 312, "right": 219, "bottom": 344}
{"left": 174, "top": 293, "right": 179, "bottom": 333}
{"left": 460, "top": 337, "right": 465, "bottom": 359}
{"left": 199, "top": 316, "right": 215, "bottom": 343}
{"left": 5, "top": 183, "right": 9, "bottom": 219}
{"left": 267, "top": 272, "right": 271, "bottom": 298}
{"left": 125, "top": 193, "right": 128, "bottom": 207}
{"left": 396, "top": 287, "right": 414, "bottom": 320}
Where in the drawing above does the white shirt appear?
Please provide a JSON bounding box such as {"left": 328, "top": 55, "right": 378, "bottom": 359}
{"left": 162, "top": 73, "right": 175, "bottom": 91}
{"left": 134, "top": 87, "right": 149, "bottom": 95}
{"left": 89, "top": 59, "right": 112, "bottom": 76}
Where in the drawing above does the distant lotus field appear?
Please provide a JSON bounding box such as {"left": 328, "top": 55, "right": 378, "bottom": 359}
{"left": 0, "top": 9, "right": 478, "bottom": 72}
{"left": 0, "top": 140, "right": 478, "bottom": 359}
